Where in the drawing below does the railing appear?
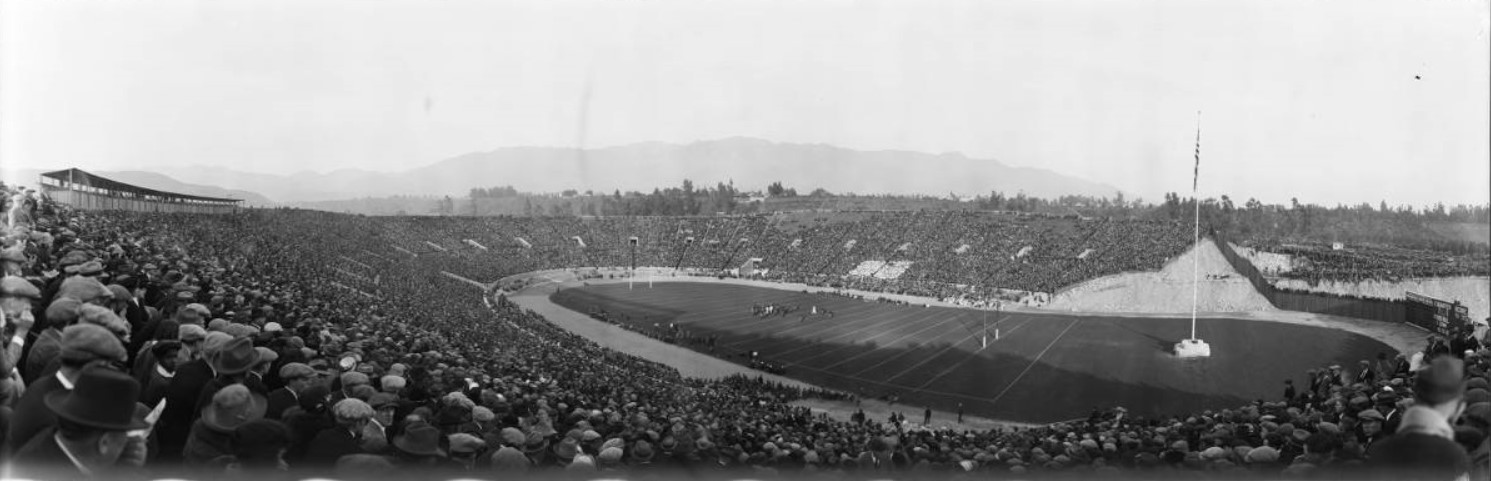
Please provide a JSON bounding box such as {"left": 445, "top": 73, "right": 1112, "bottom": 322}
{"left": 42, "top": 188, "right": 240, "bottom": 214}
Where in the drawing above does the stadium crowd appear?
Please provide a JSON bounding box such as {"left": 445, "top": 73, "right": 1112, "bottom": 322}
{"left": 382, "top": 212, "right": 1192, "bottom": 307}
{"left": 0, "top": 186, "right": 1487, "bottom": 480}
{"left": 1241, "top": 239, "right": 1490, "bottom": 286}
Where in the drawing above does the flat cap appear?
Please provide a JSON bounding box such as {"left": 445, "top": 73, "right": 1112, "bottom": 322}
{"left": 279, "top": 362, "right": 315, "bottom": 380}
{"left": 0, "top": 276, "right": 40, "bottom": 299}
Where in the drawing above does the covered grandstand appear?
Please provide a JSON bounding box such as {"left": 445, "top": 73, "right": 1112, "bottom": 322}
{"left": 38, "top": 168, "right": 242, "bottom": 214}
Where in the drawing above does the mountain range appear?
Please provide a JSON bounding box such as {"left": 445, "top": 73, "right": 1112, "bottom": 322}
{"left": 5, "top": 138, "right": 1122, "bottom": 206}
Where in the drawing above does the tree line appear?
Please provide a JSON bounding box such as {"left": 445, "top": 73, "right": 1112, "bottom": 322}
{"left": 427, "top": 181, "right": 1491, "bottom": 253}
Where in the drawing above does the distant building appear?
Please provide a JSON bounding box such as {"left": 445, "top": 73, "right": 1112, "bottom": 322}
{"left": 39, "top": 168, "right": 242, "bottom": 214}
{"left": 735, "top": 192, "right": 767, "bottom": 203}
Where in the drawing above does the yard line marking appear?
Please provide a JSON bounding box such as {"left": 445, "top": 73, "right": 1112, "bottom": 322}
{"left": 987, "top": 318, "right": 1082, "bottom": 407}
{"left": 678, "top": 294, "right": 891, "bottom": 341}
{"left": 734, "top": 306, "right": 937, "bottom": 361}
{"left": 712, "top": 301, "right": 903, "bottom": 347}
{"left": 910, "top": 316, "right": 1033, "bottom": 389}
{"left": 674, "top": 288, "right": 878, "bottom": 328}
{"left": 684, "top": 297, "right": 878, "bottom": 331}
{"left": 729, "top": 306, "right": 928, "bottom": 358}
{"left": 839, "top": 313, "right": 1022, "bottom": 377}
{"left": 811, "top": 313, "right": 969, "bottom": 368}
{"left": 873, "top": 316, "right": 1030, "bottom": 382}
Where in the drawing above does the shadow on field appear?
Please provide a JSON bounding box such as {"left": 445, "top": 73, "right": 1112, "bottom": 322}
{"left": 549, "top": 282, "right": 1397, "bottom": 424}
{"left": 1112, "top": 321, "right": 1177, "bottom": 354}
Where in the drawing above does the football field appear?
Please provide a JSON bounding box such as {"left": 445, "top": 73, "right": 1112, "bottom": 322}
{"left": 551, "top": 282, "right": 1394, "bottom": 423}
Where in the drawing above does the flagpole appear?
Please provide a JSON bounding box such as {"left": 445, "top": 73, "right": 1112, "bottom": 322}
{"left": 1190, "top": 111, "right": 1201, "bottom": 341}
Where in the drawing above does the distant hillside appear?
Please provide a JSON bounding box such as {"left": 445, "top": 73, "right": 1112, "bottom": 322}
{"left": 1429, "top": 222, "right": 1491, "bottom": 245}
{"left": 149, "top": 137, "right": 1123, "bottom": 204}
{"left": 0, "top": 168, "right": 274, "bottom": 206}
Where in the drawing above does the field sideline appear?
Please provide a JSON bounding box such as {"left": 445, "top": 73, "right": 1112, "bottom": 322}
{"left": 544, "top": 281, "right": 1395, "bottom": 423}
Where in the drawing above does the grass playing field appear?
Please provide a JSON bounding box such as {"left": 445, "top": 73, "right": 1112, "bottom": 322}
{"left": 551, "top": 282, "right": 1395, "bottom": 423}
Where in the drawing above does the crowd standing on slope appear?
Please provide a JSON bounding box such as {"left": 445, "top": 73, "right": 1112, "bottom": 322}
{"left": 0, "top": 187, "right": 1487, "bottom": 480}
{"left": 1242, "top": 239, "right": 1489, "bottom": 286}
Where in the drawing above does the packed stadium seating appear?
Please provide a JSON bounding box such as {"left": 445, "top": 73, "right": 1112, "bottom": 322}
{"left": 1241, "top": 238, "right": 1490, "bottom": 285}
{"left": 383, "top": 212, "right": 1194, "bottom": 307}
{"left": 1, "top": 187, "right": 1487, "bottom": 479}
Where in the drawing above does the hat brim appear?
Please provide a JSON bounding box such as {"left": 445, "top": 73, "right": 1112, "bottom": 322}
{"left": 45, "top": 390, "right": 149, "bottom": 432}
{"left": 394, "top": 436, "right": 446, "bottom": 457}
{"left": 200, "top": 392, "right": 268, "bottom": 432}
{"left": 553, "top": 444, "right": 579, "bottom": 460}
{"left": 208, "top": 351, "right": 261, "bottom": 375}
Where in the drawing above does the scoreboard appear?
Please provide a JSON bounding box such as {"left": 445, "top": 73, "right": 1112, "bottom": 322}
{"left": 1405, "top": 291, "right": 1470, "bottom": 337}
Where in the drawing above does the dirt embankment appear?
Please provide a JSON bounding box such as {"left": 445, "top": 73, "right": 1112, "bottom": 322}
{"left": 1046, "top": 241, "right": 1275, "bottom": 313}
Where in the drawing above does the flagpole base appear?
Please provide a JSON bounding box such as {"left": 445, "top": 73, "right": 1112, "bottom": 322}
{"left": 1174, "top": 338, "right": 1211, "bottom": 358}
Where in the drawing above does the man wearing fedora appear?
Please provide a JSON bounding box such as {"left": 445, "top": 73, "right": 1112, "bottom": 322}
{"left": 183, "top": 383, "right": 267, "bottom": 466}
{"left": 389, "top": 420, "right": 449, "bottom": 469}
{"left": 192, "top": 336, "right": 262, "bottom": 413}
{"left": 11, "top": 369, "right": 149, "bottom": 477}
{"left": 7, "top": 324, "right": 127, "bottom": 459}
{"left": 156, "top": 331, "right": 232, "bottom": 462}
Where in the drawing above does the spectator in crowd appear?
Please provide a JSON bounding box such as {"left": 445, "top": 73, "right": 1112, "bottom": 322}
{"left": 184, "top": 383, "right": 267, "bottom": 466}
{"left": 157, "top": 331, "right": 232, "bottom": 461}
{"left": 140, "top": 340, "right": 183, "bottom": 406}
{"left": 267, "top": 363, "right": 314, "bottom": 420}
{"left": 1370, "top": 356, "right": 1472, "bottom": 480}
{"left": 10, "top": 369, "right": 149, "bottom": 477}
{"left": 281, "top": 384, "right": 332, "bottom": 464}
{"left": 304, "top": 398, "right": 373, "bottom": 466}
{"left": 8, "top": 323, "right": 127, "bottom": 457}
{"left": 222, "top": 419, "right": 293, "bottom": 475}
{"left": 25, "top": 297, "right": 82, "bottom": 385}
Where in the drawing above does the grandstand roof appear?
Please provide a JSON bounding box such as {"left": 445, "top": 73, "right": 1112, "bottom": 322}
{"left": 40, "top": 168, "right": 243, "bottom": 203}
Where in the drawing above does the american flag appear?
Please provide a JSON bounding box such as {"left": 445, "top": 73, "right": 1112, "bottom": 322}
{"left": 1193, "top": 113, "right": 1202, "bottom": 193}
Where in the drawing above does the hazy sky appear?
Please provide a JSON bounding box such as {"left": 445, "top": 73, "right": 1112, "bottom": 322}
{"left": 2, "top": 0, "right": 1487, "bottom": 206}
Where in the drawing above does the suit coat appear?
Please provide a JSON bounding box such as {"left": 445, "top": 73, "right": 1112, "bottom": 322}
{"left": 266, "top": 387, "right": 298, "bottom": 420}
{"left": 283, "top": 408, "right": 333, "bottom": 464}
{"left": 123, "top": 299, "right": 151, "bottom": 343}
{"left": 128, "top": 317, "right": 162, "bottom": 357}
{"left": 244, "top": 372, "right": 269, "bottom": 396}
{"left": 182, "top": 419, "right": 235, "bottom": 466}
{"left": 6, "top": 373, "right": 64, "bottom": 457}
{"left": 1367, "top": 432, "right": 1470, "bottom": 480}
{"left": 140, "top": 366, "right": 174, "bottom": 407}
{"left": 156, "top": 358, "right": 214, "bottom": 461}
{"left": 10, "top": 426, "right": 83, "bottom": 478}
{"left": 303, "top": 426, "right": 365, "bottom": 466}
